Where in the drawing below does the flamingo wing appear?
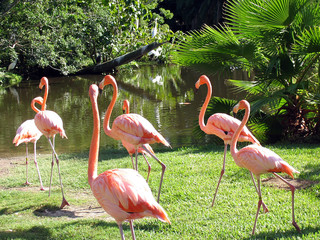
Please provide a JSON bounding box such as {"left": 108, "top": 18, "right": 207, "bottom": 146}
{"left": 92, "top": 169, "right": 169, "bottom": 223}
{"left": 236, "top": 145, "right": 299, "bottom": 178}
{"left": 113, "top": 113, "right": 169, "bottom": 147}
{"left": 13, "top": 120, "right": 42, "bottom": 146}
{"left": 34, "top": 110, "right": 67, "bottom": 138}
{"left": 207, "top": 113, "right": 259, "bottom": 144}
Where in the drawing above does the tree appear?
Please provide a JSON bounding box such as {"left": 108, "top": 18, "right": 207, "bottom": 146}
{"left": 0, "top": 0, "right": 174, "bottom": 78}
{"left": 173, "top": 0, "right": 320, "bottom": 142}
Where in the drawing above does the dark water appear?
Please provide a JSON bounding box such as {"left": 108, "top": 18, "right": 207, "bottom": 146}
{"left": 0, "top": 65, "right": 246, "bottom": 158}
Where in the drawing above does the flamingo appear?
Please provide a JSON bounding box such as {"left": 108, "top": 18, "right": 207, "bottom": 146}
{"left": 122, "top": 99, "right": 153, "bottom": 182}
{"left": 99, "top": 75, "right": 170, "bottom": 203}
{"left": 231, "top": 99, "right": 301, "bottom": 234}
{"left": 195, "top": 75, "right": 262, "bottom": 207}
{"left": 88, "top": 84, "right": 171, "bottom": 240}
{"left": 33, "top": 76, "right": 69, "bottom": 209}
{"left": 13, "top": 97, "right": 44, "bottom": 190}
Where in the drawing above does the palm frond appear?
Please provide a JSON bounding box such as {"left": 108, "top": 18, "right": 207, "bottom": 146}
{"left": 225, "top": 0, "right": 307, "bottom": 35}
{"left": 292, "top": 26, "right": 320, "bottom": 54}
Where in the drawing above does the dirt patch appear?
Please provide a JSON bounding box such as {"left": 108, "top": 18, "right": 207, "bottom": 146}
{"left": 0, "top": 157, "right": 21, "bottom": 176}
{"left": 262, "top": 176, "right": 318, "bottom": 190}
{"left": 34, "top": 205, "right": 112, "bottom": 220}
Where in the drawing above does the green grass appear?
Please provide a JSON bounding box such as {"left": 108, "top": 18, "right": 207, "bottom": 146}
{"left": 1, "top": 144, "right": 320, "bottom": 239}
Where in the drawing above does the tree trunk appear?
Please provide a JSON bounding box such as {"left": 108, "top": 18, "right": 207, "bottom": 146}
{"left": 76, "top": 42, "right": 165, "bottom": 75}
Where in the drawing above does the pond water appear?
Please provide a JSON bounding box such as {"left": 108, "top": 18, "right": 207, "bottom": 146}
{"left": 0, "top": 65, "right": 247, "bottom": 158}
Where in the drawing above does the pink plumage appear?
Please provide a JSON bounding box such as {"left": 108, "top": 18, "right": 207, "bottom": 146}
{"left": 233, "top": 144, "right": 299, "bottom": 178}
{"left": 13, "top": 119, "right": 42, "bottom": 146}
{"left": 13, "top": 96, "right": 45, "bottom": 191}
{"left": 32, "top": 76, "right": 69, "bottom": 209}
{"left": 34, "top": 110, "right": 67, "bottom": 139}
{"left": 230, "top": 99, "right": 300, "bottom": 234}
{"left": 88, "top": 84, "right": 170, "bottom": 239}
{"left": 195, "top": 75, "right": 260, "bottom": 207}
{"left": 99, "top": 75, "right": 170, "bottom": 203}
{"left": 91, "top": 168, "right": 170, "bottom": 224}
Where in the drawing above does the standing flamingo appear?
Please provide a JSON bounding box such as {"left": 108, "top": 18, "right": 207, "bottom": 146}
{"left": 196, "top": 75, "right": 261, "bottom": 207}
{"left": 99, "top": 75, "right": 170, "bottom": 203}
{"left": 33, "top": 76, "right": 69, "bottom": 209}
{"left": 122, "top": 99, "right": 153, "bottom": 182}
{"left": 231, "top": 99, "right": 300, "bottom": 234}
{"left": 88, "top": 84, "right": 170, "bottom": 240}
{"left": 13, "top": 97, "right": 44, "bottom": 190}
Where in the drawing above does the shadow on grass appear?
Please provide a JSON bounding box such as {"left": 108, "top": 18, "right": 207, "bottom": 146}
{"left": 243, "top": 225, "right": 320, "bottom": 240}
{"left": 0, "top": 226, "right": 51, "bottom": 240}
{"left": 0, "top": 220, "right": 120, "bottom": 240}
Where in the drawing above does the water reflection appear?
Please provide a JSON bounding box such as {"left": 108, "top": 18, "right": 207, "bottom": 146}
{"left": 0, "top": 65, "right": 246, "bottom": 157}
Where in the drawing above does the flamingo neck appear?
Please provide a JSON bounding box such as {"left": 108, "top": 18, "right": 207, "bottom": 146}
{"left": 199, "top": 80, "right": 212, "bottom": 132}
{"left": 230, "top": 102, "right": 250, "bottom": 157}
{"left": 103, "top": 80, "right": 118, "bottom": 137}
{"left": 88, "top": 93, "right": 100, "bottom": 187}
{"left": 42, "top": 82, "right": 49, "bottom": 111}
{"left": 31, "top": 99, "right": 41, "bottom": 113}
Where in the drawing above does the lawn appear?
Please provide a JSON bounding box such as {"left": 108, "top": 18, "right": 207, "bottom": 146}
{"left": 0, "top": 144, "right": 319, "bottom": 239}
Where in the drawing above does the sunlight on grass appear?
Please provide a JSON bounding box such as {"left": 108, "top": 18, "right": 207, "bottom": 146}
{"left": 0, "top": 144, "right": 319, "bottom": 239}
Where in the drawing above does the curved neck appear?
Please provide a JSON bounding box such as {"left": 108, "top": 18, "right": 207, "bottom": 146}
{"left": 103, "top": 80, "right": 118, "bottom": 137}
{"left": 88, "top": 93, "right": 100, "bottom": 187}
{"left": 42, "top": 82, "right": 49, "bottom": 111}
{"left": 31, "top": 99, "right": 42, "bottom": 113}
{"left": 199, "top": 80, "right": 212, "bottom": 131}
{"left": 230, "top": 102, "right": 250, "bottom": 157}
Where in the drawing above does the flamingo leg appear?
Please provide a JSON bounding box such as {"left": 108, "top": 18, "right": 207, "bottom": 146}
{"left": 49, "top": 135, "right": 55, "bottom": 196}
{"left": 211, "top": 144, "right": 227, "bottom": 207}
{"left": 33, "top": 141, "right": 45, "bottom": 191}
{"left": 273, "top": 173, "right": 301, "bottom": 232}
{"left": 135, "top": 149, "right": 138, "bottom": 171}
{"left": 130, "top": 155, "right": 135, "bottom": 169}
{"left": 141, "top": 153, "right": 151, "bottom": 182}
{"left": 25, "top": 143, "right": 31, "bottom": 185}
{"left": 252, "top": 176, "right": 262, "bottom": 235}
{"left": 47, "top": 138, "right": 70, "bottom": 209}
{"left": 142, "top": 145, "right": 166, "bottom": 203}
{"left": 118, "top": 223, "right": 125, "bottom": 240}
{"left": 129, "top": 220, "right": 136, "bottom": 240}
{"left": 250, "top": 172, "right": 268, "bottom": 213}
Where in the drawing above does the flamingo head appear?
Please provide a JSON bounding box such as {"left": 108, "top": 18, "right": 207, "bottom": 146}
{"left": 99, "top": 75, "right": 116, "bottom": 90}
{"left": 233, "top": 100, "right": 250, "bottom": 115}
{"left": 39, "top": 77, "right": 49, "bottom": 90}
{"left": 122, "top": 99, "right": 129, "bottom": 114}
{"left": 89, "top": 84, "right": 99, "bottom": 101}
{"left": 195, "top": 75, "right": 210, "bottom": 89}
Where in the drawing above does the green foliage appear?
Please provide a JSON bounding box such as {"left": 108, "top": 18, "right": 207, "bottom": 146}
{"left": 0, "top": 67, "right": 22, "bottom": 88}
{"left": 0, "top": 0, "right": 175, "bottom": 76}
{"left": 173, "top": 0, "right": 320, "bottom": 143}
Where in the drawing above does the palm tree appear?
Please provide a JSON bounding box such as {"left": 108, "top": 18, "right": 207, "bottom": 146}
{"left": 173, "top": 0, "right": 320, "bottom": 142}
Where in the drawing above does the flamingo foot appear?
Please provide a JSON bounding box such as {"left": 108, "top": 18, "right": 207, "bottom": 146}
{"left": 25, "top": 181, "right": 32, "bottom": 186}
{"left": 60, "top": 197, "right": 70, "bottom": 209}
{"left": 292, "top": 221, "right": 301, "bottom": 232}
{"left": 40, "top": 187, "right": 45, "bottom": 191}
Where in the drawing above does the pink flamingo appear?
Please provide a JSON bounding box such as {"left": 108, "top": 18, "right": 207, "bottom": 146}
{"left": 13, "top": 97, "right": 44, "bottom": 190}
{"left": 88, "top": 84, "right": 170, "bottom": 240}
{"left": 122, "top": 99, "right": 153, "bottom": 182}
{"left": 196, "top": 75, "right": 261, "bottom": 207}
{"left": 99, "top": 75, "right": 170, "bottom": 203}
{"left": 33, "top": 76, "right": 69, "bottom": 209}
{"left": 231, "top": 99, "right": 301, "bottom": 234}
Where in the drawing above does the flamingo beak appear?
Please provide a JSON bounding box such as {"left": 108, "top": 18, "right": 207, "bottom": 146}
{"left": 233, "top": 112, "right": 237, "bottom": 118}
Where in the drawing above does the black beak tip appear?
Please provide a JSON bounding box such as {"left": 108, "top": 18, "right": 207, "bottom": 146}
{"left": 233, "top": 112, "right": 236, "bottom": 118}
{"left": 98, "top": 88, "right": 102, "bottom": 95}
